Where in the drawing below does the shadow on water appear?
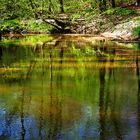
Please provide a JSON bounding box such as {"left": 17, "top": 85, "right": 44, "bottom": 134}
{"left": 99, "top": 59, "right": 106, "bottom": 140}
{"left": 109, "top": 49, "right": 123, "bottom": 140}
{"left": 47, "top": 44, "right": 63, "bottom": 140}
{"left": 20, "top": 88, "right": 26, "bottom": 140}
{"left": 97, "top": 39, "right": 107, "bottom": 140}
{"left": 20, "top": 58, "right": 38, "bottom": 140}
{"left": 38, "top": 48, "right": 45, "bottom": 140}
{"left": 98, "top": 44, "right": 123, "bottom": 140}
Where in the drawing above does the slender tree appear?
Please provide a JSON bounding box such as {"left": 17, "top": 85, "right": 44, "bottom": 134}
{"left": 111, "top": 0, "right": 115, "bottom": 8}
{"left": 48, "top": 0, "right": 52, "bottom": 13}
{"left": 59, "top": 0, "right": 64, "bottom": 13}
{"left": 99, "top": 0, "right": 106, "bottom": 12}
{"left": 137, "top": 0, "right": 140, "bottom": 5}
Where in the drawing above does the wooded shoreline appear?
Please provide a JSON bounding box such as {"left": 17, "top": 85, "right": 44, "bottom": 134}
{"left": 0, "top": 1, "right": 140, "bottom": 41}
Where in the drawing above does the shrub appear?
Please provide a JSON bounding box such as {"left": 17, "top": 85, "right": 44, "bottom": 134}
{"left": 0, "top": 20, "right": 21, "bottom": 29}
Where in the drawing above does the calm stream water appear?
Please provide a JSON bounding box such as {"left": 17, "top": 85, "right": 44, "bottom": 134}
{"left": 0, "top": 35, "right": 140, "bottom": 140}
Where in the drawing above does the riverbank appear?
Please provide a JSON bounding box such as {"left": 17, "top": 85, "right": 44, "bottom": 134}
{"left": 0, "top": 7, "right": 140, "bottom": 41}
{"left": 99, "top": 16, "right": 140, "bottom": 41}
{"left": 72, "top": 7, "right": 140, "bottom": 41}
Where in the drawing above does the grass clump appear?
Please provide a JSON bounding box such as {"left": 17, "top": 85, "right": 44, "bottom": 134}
{"left": 104, "top": 7, "right": 137, "bottom": 16}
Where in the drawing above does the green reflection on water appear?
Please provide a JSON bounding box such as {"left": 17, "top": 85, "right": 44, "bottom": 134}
{"left": 0, "top": 35, "right": 140, "bottom": 140}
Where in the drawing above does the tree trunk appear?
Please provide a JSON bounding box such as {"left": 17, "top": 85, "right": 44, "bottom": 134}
{"left": 137, "top": 0, "right": 140, "bottom": 5}
{"left": 99, "top": 0, "right": 106, "bottom": 12}
{"left": 111, "top": 0, "right": 115, "bottom": 8}
{"left": 0, "top": 31, "right": 1, "bottom": 40}
{"left": 48, "top": 0, "right": 52, "bottom": 13}
{"left": 103, "top": 0, "right": 106, "bottom": 8}
{"left": 59, "top": 0, "right": 64, "bottom": 13}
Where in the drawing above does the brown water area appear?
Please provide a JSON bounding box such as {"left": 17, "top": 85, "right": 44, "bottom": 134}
{"left": 0, "top": 34, "right": 140, "bottom": 140}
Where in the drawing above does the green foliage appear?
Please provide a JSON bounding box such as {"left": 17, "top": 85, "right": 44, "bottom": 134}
{"left": 132, "top": 26, "right": 140, "bottom": 37}
{"left": 0, "top": 19, "right": 51, "bottom": 33}
{"left": 0, "top": 0, "right": 33, "bottom": 19}
{"left": 0, "top": 0, "right": 138, "bottom": 21}
{"left": 71, "top": 44, "right": 96, "bottom": 57}
{"left": 136, "top": 18, "right": 140, "bottom": 22}
{"left": 70, "top": 14, "right": 81, "bottom": 22}
{"left": 21, "top": 20, "right": 51, "bottom": 32}
{"left": 1, "top": 20, "right": 21, "bottom": 28}
{"left": 0, "top": 20, "right": 22, "bottom": 32}
{"left": 0, "top": 0, "right": 139, "bottom": 33}
{"left": 104, "top": 7, "right": 137, "bottom": 16}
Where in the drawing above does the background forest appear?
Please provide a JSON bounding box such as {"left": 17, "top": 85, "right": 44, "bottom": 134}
{"left": 0, "top": 0, "right": 140, "bottom": 36}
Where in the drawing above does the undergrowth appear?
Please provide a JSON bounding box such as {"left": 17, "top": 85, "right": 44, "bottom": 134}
{"left": 103, "top": 7, "right": 137, "bottom": 16}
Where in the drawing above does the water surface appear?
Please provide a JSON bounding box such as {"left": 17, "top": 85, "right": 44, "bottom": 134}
{"left": 0, "top": 35, "right": 140, "bottom": 140}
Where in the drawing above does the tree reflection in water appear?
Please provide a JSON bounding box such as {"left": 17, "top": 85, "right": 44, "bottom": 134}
{"left": 0, "top": 35, "right": 140, "bottom": 139}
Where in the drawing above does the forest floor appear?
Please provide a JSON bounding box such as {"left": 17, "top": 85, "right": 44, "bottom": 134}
{"left": 101, "top": 5, "right": 140, "bottom": 41}
{"left": 72, "top": 6, "right": 140, "bottom": 41}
